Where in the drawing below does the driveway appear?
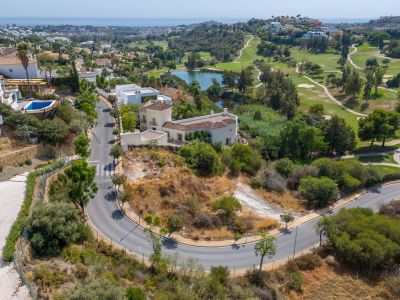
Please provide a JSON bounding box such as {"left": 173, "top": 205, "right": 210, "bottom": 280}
{"left": 0, "top": 173, "right": 30, "bottom": 299}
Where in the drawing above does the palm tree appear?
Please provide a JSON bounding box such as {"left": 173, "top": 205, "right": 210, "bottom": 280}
{"left": 17, "top": 43, "right": 31, "bottom": 96}
{"left": 254, "top": 232, "right": 277, "bottom": 271}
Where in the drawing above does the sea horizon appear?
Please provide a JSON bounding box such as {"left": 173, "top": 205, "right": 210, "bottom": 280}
{"left": 0, "top": 17, "right": 372, "bottom": 27}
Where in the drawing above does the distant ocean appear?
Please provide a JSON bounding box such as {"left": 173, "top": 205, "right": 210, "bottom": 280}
{"left": 0, "top": 18, "right": 247, "bottom": 27}
{"left": 0, "top": 17, "right": 371, "bottom": 27}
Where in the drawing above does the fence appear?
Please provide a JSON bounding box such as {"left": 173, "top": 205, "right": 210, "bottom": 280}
{"left": 12, "top": 158, "right": 73, "bottom": 300}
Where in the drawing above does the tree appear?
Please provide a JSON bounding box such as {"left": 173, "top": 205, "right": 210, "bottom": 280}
{"left": 314, "top": 216, "right": 331, "bottom": 246}
{"left": 280, "top": 214, "right": 294, "bottom": 231}
{"left": 110, "top": 144, "right": 124, "bottom": 163}
{"left": 17, "top": 43, "right": 31, "bottom": 96}
{"left": 222, "top": 71, "right": 238, "bottom": 91}
{"left": 74, "top": 135, "right": 90, "bottom": 158}
{"left": 112, "top": 173, "right": 127, "bottom": 192}
{"left": 166, "top": 215, "right": 183, "bottom": 237}
{"left": 69, "top": 60, "right": 80, "bottom": 93}
{"left": 118, "top": 190, "right": 130, "bottom": 207}
{"left": 358, "top": 110, "right": 400, "bottom": 147}
{"left": 126, "top": 287, "right": 146, "bottom": 300}
{"left": 238, "top": 67, "right": 254, "bottom": 93}
{"left": 254, "top": 232, "right": 277, "bottom": 271}
{"left": 207, "top": 79, "right": 223, "bottom": 99}
{"left": 299, "top": 176, "right": 338, "bottom": 208}
{"left": 39, "top": 119, "right": 68, "bottom": 144}
{"left": 344, "top": 68, "right": 363, "bottom": 99}
{"left": 65, "top": 159, "right": 97, "bottom": 213}
{"left": 372, "top": 66, "right": 386, "bottom": 95}
{"left": 274, "top": 158, "right": 294, "bottom": 177}
{"left": 189, "top": 81, "right": 201, "bottom": 97}
{"left": 26, "top": 202, "right": 90, "bottom": 256}
{"left": 322, "top": 116, "right": 355, "bottom": 155}
{"left": 364, "top": 70, "right": 374, "bottom": 99}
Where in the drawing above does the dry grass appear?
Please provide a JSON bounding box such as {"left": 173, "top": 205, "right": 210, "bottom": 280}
{"left": 298, "top": 264, "right": 389, "bottom": 300}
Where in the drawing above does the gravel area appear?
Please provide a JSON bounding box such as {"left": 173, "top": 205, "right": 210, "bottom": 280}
{"left": 0, "top": 173, "right": 31, "bottom": 299}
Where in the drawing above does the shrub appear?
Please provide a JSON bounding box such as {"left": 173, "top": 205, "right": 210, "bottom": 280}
{"left": 230, "top": 144, "right": 262, "bottom": 175}
{"left": 210, "top": 266, "right": 230, "bottom": 284}
{"left": 274, "top": 158, "right": 294, "bottom": 177}
{"left": 33, "top": 266, "right": 66, "bottom": 288}
{"left": 325, "top": 208, "right": 400, "bottom": 270}
{"left": 250, "top": 177, "right": 261, "bottom": 189}
{"left": 0, "top": 165, "right": 3, "bottom": 172}
{"left": 178, "top": 142, "right": 224, "bottom": 176}
{"left": 212, "top": 196, "right": 241, "bottom": 220}
{"left": 24, "top": 159, "right": 32, "bottom": 165}
{"left": 298, "top": 176, "right": 339, "bottom": 208}
{"left": 27, "top": 202, "right": 91, "bottom": 257}
{"left": 287, "top": 165, "right": 319, "bottom": 190}
{"left": 379, "top": 200, "right": 400, "bottom": 219}
{"left": 259, "top": 168, "right": 286, "bottom": 193}
{"left": 294, "top": 254, "right": 322, "bottom": 271}
{"left": 341, "top": 173, "right": 362, "bottom": 194}
{"left": 126, "top": 287, "right": 146, "bottom": 300}
{"left": 193, "top": 212, "right": 213, "bottom": 228}
{"left": 287, "top": 272, "right": 303, "bottom": 292}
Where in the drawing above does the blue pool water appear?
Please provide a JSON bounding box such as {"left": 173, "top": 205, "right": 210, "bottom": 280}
{"left": 26, "top": 101, "right": 53, "bottom": 110}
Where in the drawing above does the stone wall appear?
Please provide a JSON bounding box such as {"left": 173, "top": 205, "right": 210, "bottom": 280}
{"left": 0, "top": 145, "right": 46, "bottom": 167}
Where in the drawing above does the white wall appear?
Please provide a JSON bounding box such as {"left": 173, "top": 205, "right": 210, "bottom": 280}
{"left": 121, "top": 131, "right": 168, "bottom": 150}
{"left": 140, "top": 108, "right": 172, "bottom": 132}
{"left": 0, "top": 62, "right": 39, "bottom": 79}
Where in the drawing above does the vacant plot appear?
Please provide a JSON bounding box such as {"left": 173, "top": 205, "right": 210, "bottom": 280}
{"left": 123, "top": 148, "right": 280, "bottom": 240}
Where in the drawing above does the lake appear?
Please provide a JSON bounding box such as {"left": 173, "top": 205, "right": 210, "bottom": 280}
{"left": 172, "top": 71, "right": 223, "bottom": 90}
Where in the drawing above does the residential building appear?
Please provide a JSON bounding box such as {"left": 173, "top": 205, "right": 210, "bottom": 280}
{"left": 0, "top": 56, "right": 39, "bottom": 79}
{"left": 265, "top": 21, "right": 282, "bottom": 33}
{"left": 115, "top": 84, "right": 160, "bottom": 105}
{"left": 139, "top": 100, "right": 172, "bottom": 132}
{"left": 302, "top": 31, "right": 331, "bottom": 40}
{"left": 95, "top": 58, "right": 112, "bottom": 67}
{"left": 0, "top": 83, "right": 21, "bottom": 106}
{"left": 162, "top": 108, "right": 238, "bottom": 146}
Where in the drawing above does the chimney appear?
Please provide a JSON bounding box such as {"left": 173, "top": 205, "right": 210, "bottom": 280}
{"left": 223, "top": 108, "right": 228, "bottom": 115}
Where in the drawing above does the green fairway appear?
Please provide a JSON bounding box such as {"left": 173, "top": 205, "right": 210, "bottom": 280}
{"left": 350, "top": 43, "right": 400, "bottom": 76}
{"left": 290, "top": 47, "right": 341, "bottom": 72}
{"left": 293, "top": 76, "right": 359, "bottom": 131}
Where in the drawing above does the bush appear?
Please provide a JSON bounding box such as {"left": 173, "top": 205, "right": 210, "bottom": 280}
{"left": 287, "top": 272, "right": 303, "bottom": 292}
{"left": 298, "top": 176, "right": 339, "bottom": 208}
{"left": 230, "top": 144, "right": 262, "bottom": 175}
{"left": 287, "top": 165, "right": 319, "bottom": 190}
{"left": 274, "top": 158, "right": 294, "bottom": 177}
{"left": 27, "top": 202, "right": 91, "bottom": 257}
{"left": 34, "top": 266, "right": 66, "bottom": 288}
{"left": 250, "top": 177, "right": 261, "bottom": 189}
{"left": 259, "top": 168, "right": 286, "bottom": 193}
{"left": 0, "top": 165, "right": 3, "bottom": 172}
{"left": 379, "top": 200, "right": 400, "bottom": 219}
{"left": 341, "top": 173, "right": 362, "bottom": 194}
{"left": 293, "top": 254, "right": 322, "bottom": 271}
{"left": 210, "top": 266, "right": 230, "bottom": 284}
{"left": 193, "top": 212, "right": 213, "bottom": 228}
{"left": 325, "top": 208, "right": 400, "bottom": 270}
{"left": 126, "top": 287, "right": 146, "bottom": 300}
{"left": 24, "top": 159, "right": 33, "bottom": 165}
{"left": 212, "top": 196, "right": 241, "bottom": 220}
{"left": 178, "top": 142, "right": 224, "bottom": 176}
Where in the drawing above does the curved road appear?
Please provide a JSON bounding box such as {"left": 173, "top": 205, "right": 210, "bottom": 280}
{"left": 87, "top": 100, "right": 400, "bottom": 270}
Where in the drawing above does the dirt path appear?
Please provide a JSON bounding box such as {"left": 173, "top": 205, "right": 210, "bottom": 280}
{"left": 0, "top": 173, "right": 31, "bottom": 300}
{"left": 234, "top": 35, "right": 254, "bottom": 63}
{"left": 348, "top": 45, "right": 363, "bottom": 70}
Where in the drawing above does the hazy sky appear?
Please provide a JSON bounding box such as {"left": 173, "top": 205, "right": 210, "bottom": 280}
{"left": 1, "top": 0, "right": 399, "bottom": 19}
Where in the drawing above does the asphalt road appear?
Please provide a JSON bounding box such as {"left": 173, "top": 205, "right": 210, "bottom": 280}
{"left": 87, "top": 99, "right": 400, "bottom": 270}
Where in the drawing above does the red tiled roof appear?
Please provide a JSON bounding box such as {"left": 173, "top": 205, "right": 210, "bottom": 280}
{"left": 163, "top": 118, "right": 235, "bottom": 131}
{"left": 140, "top": 101, "right": 171, "bottom": 112}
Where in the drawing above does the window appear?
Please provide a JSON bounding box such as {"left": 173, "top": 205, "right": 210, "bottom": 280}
{"left": 226, "top": 138, "right": 231, "bottom": 145}
{"left": 177, "top": 134, "right": 183, "bottom": 141}
{"left": 9, "top": 69, "right": 13, "bottom": 73}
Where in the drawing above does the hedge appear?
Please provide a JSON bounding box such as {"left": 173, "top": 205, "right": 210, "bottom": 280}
{"left": 2, "top": 159, "right": 65, "bottom": 262}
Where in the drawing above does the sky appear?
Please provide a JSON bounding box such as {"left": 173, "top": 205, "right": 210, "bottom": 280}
{"left": 0, "top": 0, "right": 399, "bottom": 20}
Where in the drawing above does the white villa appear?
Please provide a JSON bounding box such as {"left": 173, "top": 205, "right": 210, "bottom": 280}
{"left": 115, "top": 84, "right": 161, "bottom": 105}
{"left": 0, "top": 82, "right": 21, "bottom": 106}
{"left": 0, "top": 56, "right": 39, "bottom": 79}
{"left": 121, "top": 98, "right": 238, "bottom": 149}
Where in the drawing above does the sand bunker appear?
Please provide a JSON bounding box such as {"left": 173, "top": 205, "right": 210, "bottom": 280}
{"left": 298, "top": 84, "right": 315, "bottom": 89}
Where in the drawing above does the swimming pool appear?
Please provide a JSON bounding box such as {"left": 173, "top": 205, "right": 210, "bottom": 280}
{"left": 24, "top": 100, "right": 58, "bottom": 115}
{"left": 25, "top": 101, "right": 54, "bottom": 110}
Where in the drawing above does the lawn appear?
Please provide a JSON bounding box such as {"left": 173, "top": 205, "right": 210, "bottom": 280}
{"left": 356, "top": 154, "right": 397, "bottom": 164}
{"left": 290, "top": 47, "right": 342, "bottom": 72}
{"left": 293, "top": 76, "right": 359, "bottom": 131}
{"left": 350, "top": 43, "right": 400, "bottom": 76}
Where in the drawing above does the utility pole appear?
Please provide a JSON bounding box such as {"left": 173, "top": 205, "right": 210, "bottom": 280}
{"left": 292, "top": 226, "right": 298, "bottom": 259}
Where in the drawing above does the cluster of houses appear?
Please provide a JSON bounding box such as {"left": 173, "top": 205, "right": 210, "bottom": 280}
{"left": 114, "top": 84, "right": 238, "bottom": 149}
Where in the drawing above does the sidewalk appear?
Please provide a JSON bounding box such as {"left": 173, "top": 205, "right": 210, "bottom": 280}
{"left": 0, "top": 173, "right": 31, "bottom": 300}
